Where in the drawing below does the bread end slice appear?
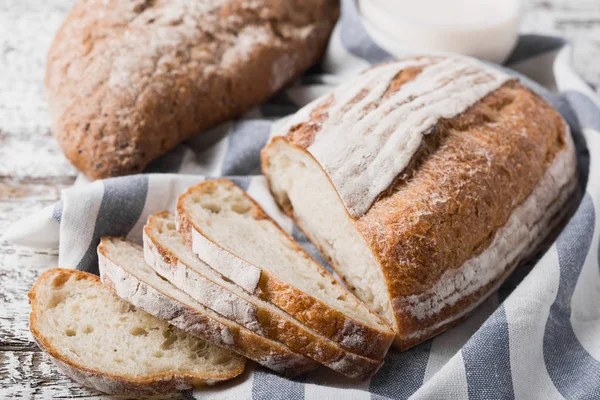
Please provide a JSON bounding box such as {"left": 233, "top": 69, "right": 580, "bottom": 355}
{"left": 28, "top": 269, "right": 245, "bottom": 395}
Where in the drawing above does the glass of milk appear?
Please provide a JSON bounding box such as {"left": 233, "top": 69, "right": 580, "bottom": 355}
{"left": 359, "top": 0, "right": 521, "bottom": 64}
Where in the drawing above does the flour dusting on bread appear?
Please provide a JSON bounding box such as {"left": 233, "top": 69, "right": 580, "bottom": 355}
{"left": 282, "top": 56, "right": 512, "bottom": 217}
{"left": 394, "top": 126, "right": 577, "bottom": 321}
{"left": 46, "top": 0, "right": 339, "bottom": 179}
{"left": 98, "top": 237, "right": 318, "bottom": 376}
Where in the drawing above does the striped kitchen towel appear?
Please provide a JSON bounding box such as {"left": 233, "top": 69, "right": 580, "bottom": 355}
{"left": 5, "top": 0, "right": 600, "bottom": 398}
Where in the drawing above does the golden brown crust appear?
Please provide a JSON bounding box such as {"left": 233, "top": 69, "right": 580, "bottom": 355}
{"left": 356, "top": 81, "right": 565, "bottom": 298}
{"left": 391, "top": 173, "right": 579, "bottom": 350}
{"left": 28, "top": 269, "right": 243, "bottom": 395}
{"left": 177, "top": 179, "right": 395, "bottom": 361}
{"left": 46, "top": 0, "right": 339, "bottom": 179}
{"left": 261, "top": 59, "right": 578, "bottom": 350}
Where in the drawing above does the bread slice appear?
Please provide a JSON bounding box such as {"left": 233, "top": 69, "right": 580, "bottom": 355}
{"left": 260, "top": 56, "right": 579, "bottom": 349}
{"left": 97, "top": 237, "right": 318, "bottom": 376}
{"left": 144, "top": 212, "right": 385, "bottom": 379}
{"left": 176, "top": 179, "right": 395, "bottom": 360}
{"left": 28, "top": 268, "right": 245, "bottom": 395}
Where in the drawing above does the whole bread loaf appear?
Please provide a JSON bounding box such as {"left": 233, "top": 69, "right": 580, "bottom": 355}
{"left": 261, "top": 56, "right": 578, "bottom": 349}
{"left": 46, "top": 0, "right": 339, "bottom": 179}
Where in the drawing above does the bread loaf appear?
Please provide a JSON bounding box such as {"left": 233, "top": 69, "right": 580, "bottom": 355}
{"left": 261, "top": 55, "right": 578, "bottom": 349}
{"left": 46, "top": 0, "right": 339, "bottom": 179}
{"left": 28, "top": 269, "right": 245, "bottom": 395}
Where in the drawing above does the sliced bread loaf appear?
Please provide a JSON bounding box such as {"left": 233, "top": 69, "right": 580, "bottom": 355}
{"left": 144, "top": 212, "right": 385, "bottom": 379}
{"left": 97, "top": 237, "right": 317, "bottom": 376}
{"left": 176, "top": 179, "right": 395, "bottom": 360}
{"left": 260, "top": 56, "right": 578, "bottom": 349}
{"left": 28, "top": 268, "right": 245, "bottom": 395}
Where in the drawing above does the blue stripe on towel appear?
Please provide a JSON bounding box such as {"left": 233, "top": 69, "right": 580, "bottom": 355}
{"left": 221, "top": 120, "right": 272, "bottom": 176}
{"left": 505, "top": 35, "right": 567, "bottom": 66}
{"left": 371, "top": 341, "right": 433, "bottom": 400}
{"left": 543, "top": 194, "right": 600, "bottom": 399}
{"left": 144, "top": 144, "right": 187, "bottom": 173}
{"left": 75, "top": 175, "right": 149, "bottom": 274}
{"left": 252, "top": 369, "right": 305, "bottom": 400}
{"left": 463, "top": 305, "right": 515, "bottom": 400}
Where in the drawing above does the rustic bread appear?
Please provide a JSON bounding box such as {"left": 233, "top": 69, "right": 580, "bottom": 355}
{"left": 97, "top": 237, "right": 318, "bottom": 376}
{"left": 28, "top": 268, "right": 245, "bottom": 395}
{"left": 261, "top": 55, "right": 579, "bottom": 349}
{"left": 45, "top": 0, "right": 339, "bottom": 179}
{"left": 144, "top": 212, "right": 385, "bottom": 379}
{"left": 176, "top": 179, "right": 395, "bottom": 360}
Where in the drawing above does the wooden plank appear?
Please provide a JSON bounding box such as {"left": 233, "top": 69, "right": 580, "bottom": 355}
{"left": 0, "top": 0, "right": 77, "bottom": 180}
{"left": 525, "top": 0, "right": 600, "bottom": 11}
{"left": 0, "top": 178, "right": 74, "bottom": 203}
{"left": 0, "top": 131, "right": 77, "bottom": 180}
{"left": 0, "top": 350, "right": 100, "bottom": 399}
{"left": 0, "top": 350, "right": 185, "bottom": 399}
{"left": 0, "top": 194, "right": 60, "bottom": 355}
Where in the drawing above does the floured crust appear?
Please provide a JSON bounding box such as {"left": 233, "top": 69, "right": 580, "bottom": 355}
{"left": 28, "top": 269, "right": 242, "bottom": 395}
{"left": 97, "top": 238, "right": 318, "bottom": 376}
{"left": 177, "top": 179, "right": 395, "bottom": 360}
{"left": 394, "top": 148, "right": 577, "bottom": 348}
{"left": 261, "top": 56, "right": 579, "bottom": 349}
{"left": 145, "top": 213, "right": 385, "bottom": 379}
{"left": 355, "top": 82, "right": 569, "bottom": 299}
{"left": 391, "top": 134, "right": 577, "bottom": 348}
{"left": 46, "top": 0, "right": 339, "bottom": 179}
{"left": 144, "top": 213, "right": 265, "bottom": 335}
{"left": 279, "top": 56, "right": 512, "bottom": 217}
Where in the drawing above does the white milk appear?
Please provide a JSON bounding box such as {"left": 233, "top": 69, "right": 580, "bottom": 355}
{"left": 358, "top": 0, "right": 521, "bottom": 63}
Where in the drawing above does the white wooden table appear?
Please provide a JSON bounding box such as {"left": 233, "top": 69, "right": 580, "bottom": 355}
{"left": 1, "top": 0, "right": 599, "bottom": 398}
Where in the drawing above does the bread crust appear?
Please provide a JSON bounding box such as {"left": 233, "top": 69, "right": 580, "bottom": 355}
{"left": 145, "top": 213, "right": 385, "bottom": 379}
{"left": 263, "top": 134, "right": 578, "bottom": 349}
{"left": 144, "top": 212, "right": 265, "bottom": 335}
{"left": 177, "top": 179, "right": 395, "bottom": 360}
{"left": 261, "top": 57, "right": 579, "bottom": 349}
{"left": 390, "top": 138, "right": 577, "bottom": 348}
{"left": 28, "top": 269, "right": 243, "bottom": 395}
{"left": 46, "top": 0, "right": 339, "bottom": 179}
{"left": 97, "top": 238, "right": 318, "bottom": 376}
